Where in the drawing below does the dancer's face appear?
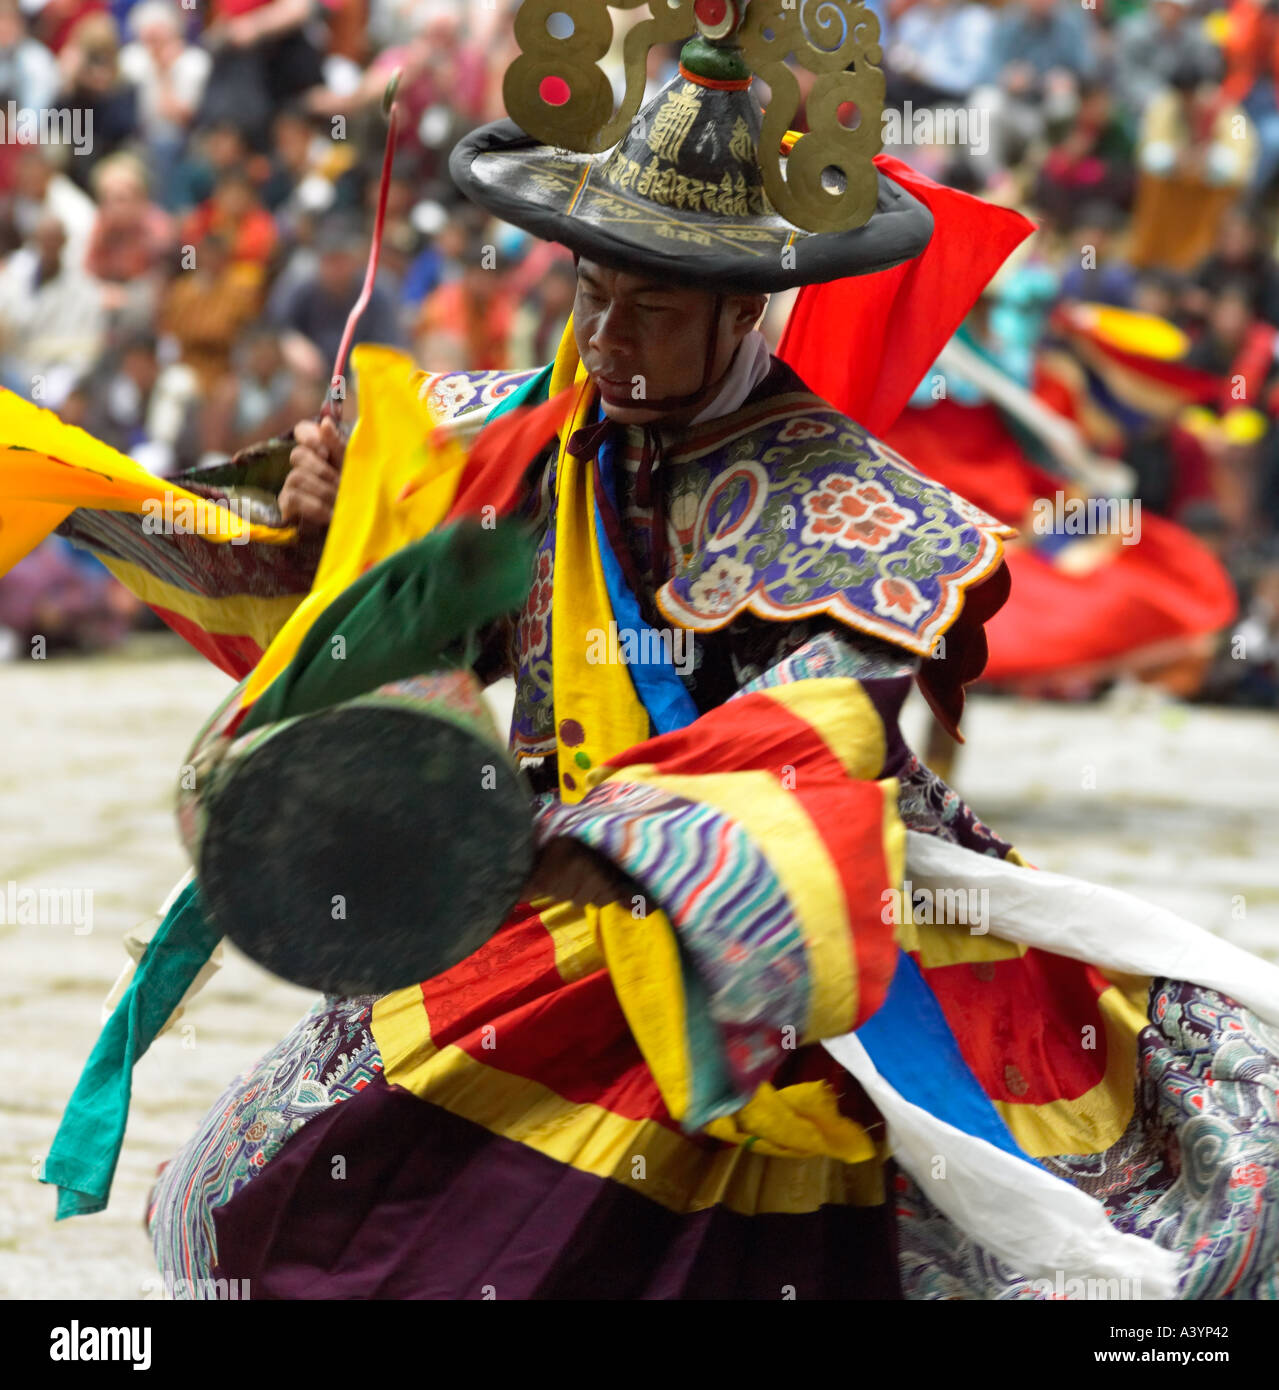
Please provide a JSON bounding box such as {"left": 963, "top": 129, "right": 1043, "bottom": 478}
{"left": 573, "top": 257, "right": 764, "bottom": 425}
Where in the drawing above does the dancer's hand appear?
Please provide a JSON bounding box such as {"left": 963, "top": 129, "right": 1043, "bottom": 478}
{"left": 280, "top": 417, "right": 344, "bottom": 528}
{"left": 525, "top": 839, "right": 637, "bottom": 911}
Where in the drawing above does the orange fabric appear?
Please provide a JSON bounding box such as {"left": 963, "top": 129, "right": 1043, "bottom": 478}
{"left": 180, "top": 203, "right": 279, "bottom": 269}
{"left": 1223, "top": 0, "right": 1279, "bottom": 106}
{"left": 1128, "top": 171, "right": 1241, "bottom": 273}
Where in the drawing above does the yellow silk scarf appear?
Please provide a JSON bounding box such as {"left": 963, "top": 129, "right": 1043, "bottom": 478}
{"left": 547, "top": 317, "right": 652, "bottom": 803}
{"left": 0, "top": 390, "right": 293, "bottom": 575}
{"left": 240, "top": 344, "right": 469, "bottom": 709}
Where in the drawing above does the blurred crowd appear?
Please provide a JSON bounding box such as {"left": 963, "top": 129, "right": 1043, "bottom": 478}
{"left": 875, "top": 0, "right": 1279, "bottom": 705}
{"left": 0, "top": 0, "right": 1275, "bottom": 704}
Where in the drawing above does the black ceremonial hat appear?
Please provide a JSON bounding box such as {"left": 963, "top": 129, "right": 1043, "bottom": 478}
{"left": 449, "top": 0, "right": 933, "bottom": 292}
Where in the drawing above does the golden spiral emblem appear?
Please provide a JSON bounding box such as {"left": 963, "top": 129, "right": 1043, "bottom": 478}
{"left": 739, "top": 0, "right": 883, "bottom": 233}
{"left": 505, "top": 0, "right": 698, "bottom": 155}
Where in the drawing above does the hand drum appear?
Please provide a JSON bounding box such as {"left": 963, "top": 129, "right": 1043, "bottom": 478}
{"left": 189, "top": 671, "right": 533, "bottom": 996}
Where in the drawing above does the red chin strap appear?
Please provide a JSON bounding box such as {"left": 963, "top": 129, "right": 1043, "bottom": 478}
{"left": 573, "top": 253, "right": 725, "bottom": 416}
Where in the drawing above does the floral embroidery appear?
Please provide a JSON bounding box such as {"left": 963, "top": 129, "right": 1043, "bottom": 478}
{"left": 519, "top": 548, "right": 554, "bottom": 660}
{"left": 778, "top": 416, "right": 837, "bottom": 442}
{"left": 872, "top": 574, "right": 927, "bottom": 621}
{"left": 659, "top": 385, "right": 1012, "bottom": 656}
{"left": 427, "top": 375, "right": 477, "bottom": 419}
{"left": 801, "top": 476, "right": 916, "bottom": 551}
{"left": 417, "top": 367, "right": 540, "bottom": 423}
{"left": 688, "top": 554, "right": 753, "bottom": 614}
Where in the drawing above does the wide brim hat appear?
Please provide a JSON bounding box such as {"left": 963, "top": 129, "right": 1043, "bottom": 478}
{"left": 449, "top": 6, "right": 934, "bottom": 293}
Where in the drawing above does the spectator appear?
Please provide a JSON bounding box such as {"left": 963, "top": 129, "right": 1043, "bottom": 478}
{"left": 258, "top": 103, "right": 347, "bottom": 230}
{"left": 0, "top": 211, "right": 104, "bottom": 405}
{"left": 179, "top": 169, "right": 278, "bottom": 284}
{"left": 970, "top": 0, "right": 1101, "bottom": 179}
{"left": 78, "top": 329, "right": 201, "bottom": 476}
{"left": 1184, "top": 203, "right": 1279, "bottom": 328}
{"left": 1184, "top": 278, "right": 1277, "bottom": 400}
{"left": 0, "top": 534, "right": 138, "bottom": 655}
{"left": 1032, "top": 80, "right": 1135, "bottom": 228}
{"left": 0, "top": 0, "right": 60, "bottom": 112}
{"left": 157, "top": 230, "right": 261, "bottom": 394}
{"left": 1222, "top": 0, "right": 1279, "bottom": 195}
{"left": 1056, "top": 201, "right": 1136, "bottom": 307}
{"left": 884, "top": 0, "right": 995, "bottom": 112}
{"left": 1112, "top": 0, "right": 1220, "bottom": 124}
{"left": 414, "top": 237, "right": 516, "bottom": 371}
{"left": 2, "top": 144, "right": 97, "bottom": 270}
{"left": 201, "top": 323, "right": 319, "bottom": 457}
{"left": 196, "top": 0, "right": 334, "bottom": 151}
{"left": 118, "top": 1, "right": 213, "bottom": 212}
{"left": 84, "top": 152, "right": 177, "bottom": 329}
{"left": 396, "top": 203, "right": 463, "bottom": 311}
{"left": 170, "top": 118, "right": 265, "bottom": 213}
{"left": 32, "top": 0, "right": 107, "bottom": 56}
{"left": 1129, "top": 59, "right": 1257, "bottom": 271}
{"left": 55, "top": 11, "right": 140, "bottom": 191}
{"left": 508, "top": 255, "right": 576, "bottom": 369}
{"left": 1132, "top": 267, "right": 1187, "bottom": 321}
{"left": 270, "top": 213, "right": 405, "bottom": 383}
{"left": 307, "top": 2, "right": 487, "bottom": 195}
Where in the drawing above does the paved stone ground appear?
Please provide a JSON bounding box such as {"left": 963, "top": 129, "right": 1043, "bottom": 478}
{"left": 1, "top": 642, "right": 1275, "bottom": 1299}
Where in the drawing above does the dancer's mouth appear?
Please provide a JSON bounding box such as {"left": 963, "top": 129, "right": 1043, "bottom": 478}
{"left": 597, "top": 375, "right": 638, "bottom": 404}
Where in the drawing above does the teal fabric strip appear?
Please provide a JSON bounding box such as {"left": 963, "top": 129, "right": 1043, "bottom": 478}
{"left": 42, "top": 880, "right": 220, "bottom": 1219}
{"left": 484, "top": 361, "right": 553, "bottom": 422}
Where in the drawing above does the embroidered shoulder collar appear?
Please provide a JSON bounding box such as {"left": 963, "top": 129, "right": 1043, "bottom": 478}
{"left": 645, "top": 361, "right": 1015, "bottom": 660}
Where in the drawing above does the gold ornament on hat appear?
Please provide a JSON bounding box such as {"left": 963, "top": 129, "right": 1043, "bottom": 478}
{"left": 502, "top": 0, "right": 885, "bottom": 233}
{"left": 739, "top": 0, "right": 884, "bottom": 233}
{"left": 505, "top": 0, "right": 699, "bottom": 157}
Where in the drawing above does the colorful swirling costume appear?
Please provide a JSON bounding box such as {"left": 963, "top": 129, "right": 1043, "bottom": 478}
{"left": 11, "top": 1, "right": 1279, "bottom": 1300}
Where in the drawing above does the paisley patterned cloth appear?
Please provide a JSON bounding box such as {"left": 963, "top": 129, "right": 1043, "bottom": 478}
{"left": 149, "top": 995, "right": 382, "bottom": 1296}
{"left": 897, "top": 980, "right": 1279, "bottom": 1300}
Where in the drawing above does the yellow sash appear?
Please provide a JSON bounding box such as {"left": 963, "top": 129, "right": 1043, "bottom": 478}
{"left": 547, "top": 318, "right": 652, "bottom": 803}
